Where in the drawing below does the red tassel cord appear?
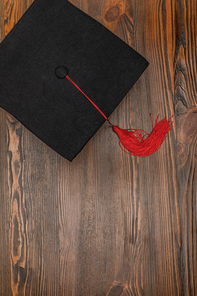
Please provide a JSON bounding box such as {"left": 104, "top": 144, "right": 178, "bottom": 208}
{"left": 66, "top": 75, "right": 173, "bottom": 157}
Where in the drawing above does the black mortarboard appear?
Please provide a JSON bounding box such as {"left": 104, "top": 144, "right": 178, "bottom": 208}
{"left": 0, "top": 0, "right": 151, "bottom": 161}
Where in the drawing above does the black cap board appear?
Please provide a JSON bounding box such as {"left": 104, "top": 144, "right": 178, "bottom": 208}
{"left": 0, "top": 0, "right": 149, "bottom": 161}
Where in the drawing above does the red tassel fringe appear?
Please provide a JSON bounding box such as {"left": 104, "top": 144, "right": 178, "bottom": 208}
{"left": 112, "top": 115, "right": 173, "bottom": 157}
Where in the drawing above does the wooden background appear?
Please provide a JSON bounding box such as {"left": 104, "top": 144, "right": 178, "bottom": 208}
{"left": 0, "top": 0, "right": 196, "bottom": 295}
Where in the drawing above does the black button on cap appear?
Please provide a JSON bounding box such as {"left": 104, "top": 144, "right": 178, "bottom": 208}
{"left": 55, "top": 66, "right": 68, "bottom": 78}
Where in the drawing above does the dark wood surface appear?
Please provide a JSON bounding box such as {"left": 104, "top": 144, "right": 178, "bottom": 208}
{"left": 0, "top": 0, "right": 196, "bottom": 295}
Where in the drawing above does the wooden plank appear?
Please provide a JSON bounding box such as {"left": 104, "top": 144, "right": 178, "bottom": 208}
{"left": 0, "top": 1, "right": 10, "bottom": 295}
{"left": 22, "top": 133, "right": 60, "bottom": 295}
{"left": 3, "top": 1, "right": 31, "bottom": 295}
{"left": 0, "top": 110, "right": 12, "bottom": 295}
{"left": 7, "top": 114, "right": 28, "bottom": 296}
{"left": 173, "top": 0, "right": 197, "bottom": 294}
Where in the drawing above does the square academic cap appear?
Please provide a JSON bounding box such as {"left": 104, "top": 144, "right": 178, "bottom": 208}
{"left": 0, "top": 0, "right": 172, "bottom": 161}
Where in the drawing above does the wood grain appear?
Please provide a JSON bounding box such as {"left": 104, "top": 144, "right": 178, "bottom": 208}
{"left": 6, "top": 114, "right": 28, "bottom": 296}
{"left": 0, "top": 0, "right": 196, "bottom": 295}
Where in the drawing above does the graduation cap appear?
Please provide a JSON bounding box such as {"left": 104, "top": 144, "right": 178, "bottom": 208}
{"left": 0, "top": 0, "right": 172, "bottom": 161}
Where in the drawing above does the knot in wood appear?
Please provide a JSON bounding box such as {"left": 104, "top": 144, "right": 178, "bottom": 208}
{"left": 105, "top": 6, "right": 121, "bottom": 22}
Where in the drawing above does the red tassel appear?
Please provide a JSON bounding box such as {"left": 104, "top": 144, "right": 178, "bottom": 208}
{"left": 65, "top": 75, "right": 173, "bottom": 157}
{"left": 112, "top": 115, "right": 173, "bottom": 157}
